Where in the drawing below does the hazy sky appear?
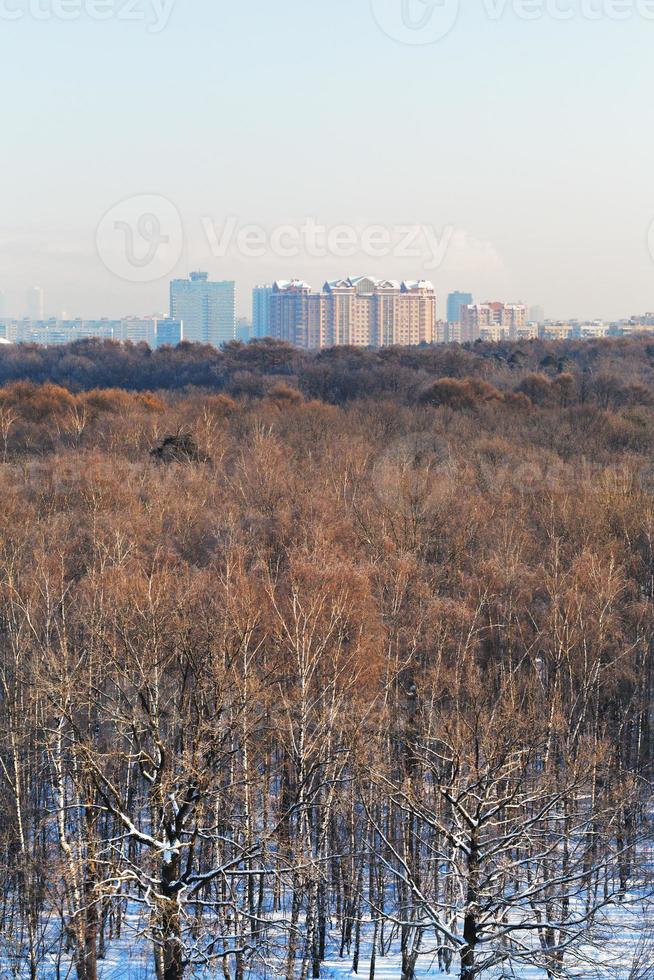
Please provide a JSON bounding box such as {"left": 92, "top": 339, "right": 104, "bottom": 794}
{"left": 1, "top": 0, "right": 653, "bottom": 320}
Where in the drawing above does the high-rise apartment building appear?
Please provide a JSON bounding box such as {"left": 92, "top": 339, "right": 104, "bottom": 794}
{"left": 155, "top": 318, "right": 183, "bottom": 347}
{"left": 434, "top": 320, "right": 450, "bottom": 344}
{"left": 236, "top": 317, "right": 252, "bottom": 343}
{"left": 170, "top": 272, "right": 235, "bottom": 347}
{"left": 447, "top": 291, "right": 473, "bottom": 324}
{"left": 270, "top": 276, "right": 436, "bottom": 350}
{"left": 252, "top": 285, "right": 273, "bottom": 338}
{"left": 270, "top": 280, "right": 322, "bottom": 348}
{"left": 26, "top": 286, "right": 44, "bottom": 320}
{"left": 460, "top": 302, "right": 527, "bottom": 342}
{"left": 119, "top": 317, "right": 157, "bottom": 345}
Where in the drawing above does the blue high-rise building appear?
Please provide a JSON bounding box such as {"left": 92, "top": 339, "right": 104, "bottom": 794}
{"left": 447, "top": 291, "right": 473, "bottom": 324}
{"left": 252, "top": 285, "right": 273, "bottom": 338}
{"left": 170, "top": 272, "right": 235, "bottom": 347}
{"left": 156, "top": 318, "right": 183, "bottom": 348}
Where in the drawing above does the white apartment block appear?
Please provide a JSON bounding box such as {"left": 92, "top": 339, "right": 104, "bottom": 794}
{"left": 461, "top": 302, "right": 528, "bottom": 342}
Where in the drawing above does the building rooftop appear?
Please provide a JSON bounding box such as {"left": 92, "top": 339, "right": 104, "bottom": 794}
{"left": 273, "top": 279, "right": 312, "bottom": 292}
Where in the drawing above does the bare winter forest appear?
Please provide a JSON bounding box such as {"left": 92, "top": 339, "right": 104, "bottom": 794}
{"left": 0, "top": 337, "right": 653, "bottom": 980}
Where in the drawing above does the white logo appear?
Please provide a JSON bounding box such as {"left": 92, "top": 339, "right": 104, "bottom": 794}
{"left": 201, "top": 216, "right": 453, "bottom": 270}
{"left": 0, "top": 0, "right": 176, "bottom": 33}
{"left": 96, "top": 195, "right": 183, "bottom": 283}
{"left": 371, "top": 0, "right": 460, "bottom": 44}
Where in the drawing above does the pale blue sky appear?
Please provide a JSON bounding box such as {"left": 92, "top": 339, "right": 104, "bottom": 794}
{"left": 1, "top": 0, "right": 653, "bottom": 320}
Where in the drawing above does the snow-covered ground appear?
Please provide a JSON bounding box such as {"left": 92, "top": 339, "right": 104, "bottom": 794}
{"left": 10, "top": 896, "right": 650, "bottom": 980}
{"left": 322, "top": 903, "right": 654, "bottom": 980}
{"left": 4, "top": 857, "right": 653, "bottom": 980}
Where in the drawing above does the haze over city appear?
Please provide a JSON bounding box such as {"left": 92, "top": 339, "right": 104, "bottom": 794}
{"left": 2, "top": 0, "right": 653, "bottom": 321}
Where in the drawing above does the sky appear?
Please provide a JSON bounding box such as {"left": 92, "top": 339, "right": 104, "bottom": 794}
{"left": 1, "top": 0, "right": 653, "bottom": 321}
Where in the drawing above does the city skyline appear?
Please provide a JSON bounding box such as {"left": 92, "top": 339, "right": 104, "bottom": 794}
{"left": 2, "top": 273, "right": 653, "bottom": 335}
{"left": 0, "top": 240, "right": 649, "bottom": 324}
{"left": 2, "top": 4, "right": 653, "bottom": 322}
{"left": 2, "top": 271, "right": 653, "bottom": 350}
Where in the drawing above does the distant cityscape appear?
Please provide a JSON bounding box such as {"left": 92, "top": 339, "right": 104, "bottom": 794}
{"left": 1, "top": 276, "right": 653, "bottom": 350}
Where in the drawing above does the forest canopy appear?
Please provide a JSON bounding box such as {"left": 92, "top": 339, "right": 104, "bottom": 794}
{"left": 0, "top": 337, "right": 652, "bottom": 980}
{"left": 1, "top": 335, "right": 654, "bottom": 411}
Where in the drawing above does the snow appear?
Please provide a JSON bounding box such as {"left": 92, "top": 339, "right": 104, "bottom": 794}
{"left": 3, "top": 863, "right": 652, "bottom": 978}
{"left": 7, "top": 897, "right": 648, "bottom": 979}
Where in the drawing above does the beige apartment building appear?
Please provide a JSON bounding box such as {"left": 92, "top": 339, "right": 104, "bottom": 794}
{"left": 270, "top": 276, "right": 436, "bottom": 349}
{"left": 541, "top": 322, "right": 575, "bottom": 341}
{"left": 460, "top": 302, "right": 528, "bottom": 342}
{"left": 515, "top": 323, "right": 539, "bottom": 341}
